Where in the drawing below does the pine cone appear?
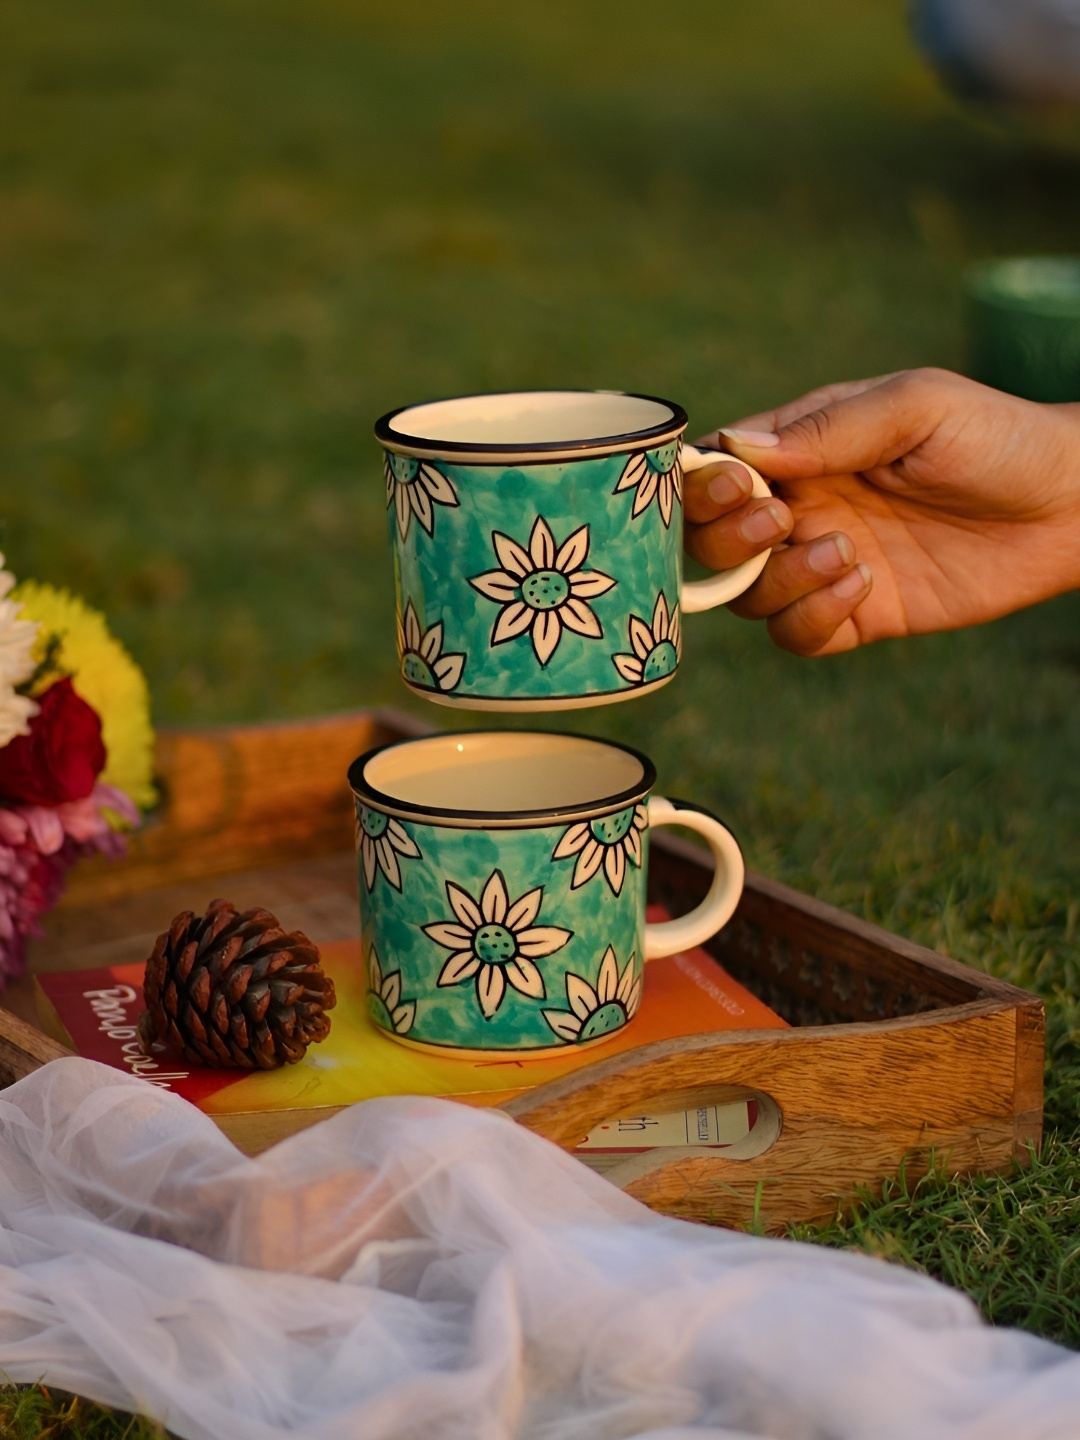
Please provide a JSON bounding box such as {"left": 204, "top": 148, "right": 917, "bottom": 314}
{"left": 138, "top": 898, "right": 336, "bottom": 1069}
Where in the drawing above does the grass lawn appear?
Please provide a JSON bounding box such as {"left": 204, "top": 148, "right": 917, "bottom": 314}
{"left": 1, "top": 0, "right": 1079, "bottom": 1428}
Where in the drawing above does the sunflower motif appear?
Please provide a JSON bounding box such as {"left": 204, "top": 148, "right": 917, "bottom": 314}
{"left": 612, "top": 591, "right": 682, "bottom": 689}
{"left": 357, "top": 805, "right": 422, "bottom": 891}
{"left": 551, "top": 803, "right": 648, "bottom": 896}
{"left": 422, "top": 869, "right": 572, "bottom": 1020}
{"left": 367, "top": 946, "right": 416, "bottom": 1036}
{"left": 397, "top": 599, "right": 466, "bottom": 694}
{"left": 384, "top": 451, "right": 459, "bottom": 540}
{"left": 469, "top": 517, "right": 616, "bottom": 667}
{"left": 543, "top": 946, "right": 642, "bottom": 1045}
{"left": 613, "top": 440, "right": 683, "bottom": 528}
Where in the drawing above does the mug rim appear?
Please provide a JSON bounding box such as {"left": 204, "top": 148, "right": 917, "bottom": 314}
{"left": 348, "top": 728, "right": 657, "bottom": 828}
{"left": 374, "top": 388, "right": 688, "bottom": 462}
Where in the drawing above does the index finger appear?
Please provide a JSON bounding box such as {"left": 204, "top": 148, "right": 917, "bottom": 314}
{"left": 695, "top": 373, "right": 903, "bottom": 449}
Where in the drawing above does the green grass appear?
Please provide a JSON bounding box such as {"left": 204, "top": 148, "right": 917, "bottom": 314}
{"left": 1, "top": 0, "right": 1080, "bottom": 1429}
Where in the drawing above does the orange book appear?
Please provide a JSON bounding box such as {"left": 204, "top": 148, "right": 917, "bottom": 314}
{"left": 35, "top": 913, "right": 786, "bottom": 1153}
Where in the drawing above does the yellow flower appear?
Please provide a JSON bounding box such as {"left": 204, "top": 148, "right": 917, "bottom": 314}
{"left": 11, "top": 582, "right": 156, "bottom": 812}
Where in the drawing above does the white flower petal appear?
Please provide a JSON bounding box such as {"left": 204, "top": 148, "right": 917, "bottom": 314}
{"left": 419, "top": 463, "right": 458, "bottom": 506}
{"left": 505, "top": 956, "right": 546, "bottom": 1000}
{"left": 494, "top": 531, "right": 533, "bottom": 578}
{"left": 558, "top": 597, "right": 603, "bottom": 640}
{"left": 670, "top": 607, "right": 682, "bottom": 655}
{"left": 492, "top": 600, "right": 534, "bottom": 645}
{"left": 543, "top": 1010, "right": 582, "bottom": 1041}
{"left": 658, "top": 474, "right": 674, "bottom": 528}
{"left": 552, "top": 822, "right": 590, "bottom": 860}
{"left": 633, "top": 804, "right": 649, "bottom": 831}
{"left": 420, "top": 621, "right": 443, "bottom": 662}
{"left": 361, "top": 836, "right": 377, "bottom": 890}
{"left": 652, "top": 592, "right": 670, "bottom": 641}
{"left": 470, "top": 570, "right": 521, "bottom": 603}
{"left": 387, "top": 821, "right": 420, "bottom": 858}
{"left": 597, "top": 946, "right": 619, "bottom": 1004}
{"left": 384, "top": 456, "right": 395, "bottom": 503}
{"left": 403, "top": 600, "right": 422, "bottom": 651}
{"left": 613, "top": 654, "right": 644, "bottom": 683}
{"left": 394, "top": 482, "right": 412, "bottom": 538}
{"left": 614, "top": 453, "right": 648, "bottom": 494}
{"left": 423, "top": 922, "right": 474, "bottom": 950}
{"left": 624, "top": 826, "right": 642, "bottom": 868}
{"left": 625, "top": 977, "right": 643, "bottom": 1016}
{"left": 446, "top": 882, "right": 483, "bottom": 929}
{"left": 477, "top": 964, "right": 506, "bottom": 1018}
{"left": 615, "top": 955, "right": 636, "bottom": 1005}
{"left": 672, "top": 459, "right": 683, "bottom": 503}
{"left": 572, "top": 841, "right": 605, "bottom": 888}
{"left": 516, "top": 925, "right": 572, "bottom": 958}
{"left": 529, "top": 516, "right": 555, "bottom": 568}
{"left": 531, "top": 609, "right": 562, "bottom": 666}
{"left": 568, "top": 569, "right": 616, "bottom": 599}
{"left": 392, "top": 1001, "right": 416, "bottom": 1033}
{"left": 438, "top": 951, "right": 481, "bottom": 987}
{"left": 506, "top": 886, "right": 543, "bottom": 931}
{"left": 434, "top": 652, "right": 465, "bottom": 691}
{"left": 567, "top": 973, "right": 598, "bottom": 1021}
{"left": 554, "top": 525, "right": 589, "bottom": 574}
{"left": 368, "top": 946, "right": 383, "bottom": 991}
{"left": 410, "top": 483, "right": 434, "bottom": 535}
{"left": 376, "top": 835, "right": 402, "bottom": 890}
{"left": 631, "top": 470, "right": 658, "bottom": 517}
{"left": 481, "top": 870, "right": 509, "bottom": 924}
{"left": 383, "top": 971, "right": 402, "bottom": 1012}
{"left": 629, "top": 616, "right": 654, "bottom": 661}
{"left": 604, "top": 843, "right": 626, "bottom": 895}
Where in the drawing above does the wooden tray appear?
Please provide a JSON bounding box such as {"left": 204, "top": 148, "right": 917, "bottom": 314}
{"left": 0, "top": 709, "right": 1044, "bottom": 1234}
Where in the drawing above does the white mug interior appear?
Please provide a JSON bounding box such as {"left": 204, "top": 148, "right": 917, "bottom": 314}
{"left": 356, "top": 731, "right": 651, "bottom": 820}
{"left": 385, "top": 390, "right": 679, "bottom": 448}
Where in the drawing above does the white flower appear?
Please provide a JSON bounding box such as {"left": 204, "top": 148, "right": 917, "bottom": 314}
{"left": 397, "top": 600, "right": 465, "bottom": 693}
{"left": 0, "top": 559, "right": 39, "bottom": 748}
{"left": 551, "top": 803, "right": 648, "bottom": 896}
{"left": 543, "top": 946, "right": 641, "bottom": 1044}
{"left": 367, "top": 946, "right": 416, "bottom": 1036}
{"left": 613, "top": 441, "right": 683, "bottom": 527}
{"left": 384, "top": 452, "right": 459, "bottom": 540}
{"left": 422, "top": 869, "right": 572, "bottom": 1020}
{"left": 612, "top": 591, "right": 682, "bottom": 688}
{"left": 357, "top": 805, "right": 422, "bottom": 891}
{"left": 469, "top": 517, "right": 615, "bottom": 667}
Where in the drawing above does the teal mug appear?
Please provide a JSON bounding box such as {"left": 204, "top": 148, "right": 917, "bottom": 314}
{"left": 349, "top": 730, "right": 745, "bottom": 1055}
{"left": 375, "top": 390, "right": 771, "bottom": 711}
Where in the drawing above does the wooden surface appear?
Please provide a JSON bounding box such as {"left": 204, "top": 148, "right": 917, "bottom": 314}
{"left": 0, "top": 706, "right": 1046, "bottom": 1234}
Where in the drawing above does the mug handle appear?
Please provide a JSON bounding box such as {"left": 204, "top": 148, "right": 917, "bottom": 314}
{"left": 643, "top": 796, "right": 745, "bottom": 959}
{"left": 679, "top": 442, "right": 773, "bottom": 613}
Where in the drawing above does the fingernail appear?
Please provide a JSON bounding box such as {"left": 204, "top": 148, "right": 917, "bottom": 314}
{"left": 807, "top": 534, "right": 853, "bottom": 575}
{"left": 739, "top": 503, "right": 786, "bottom": 545}
{"left": 719, "top": 426, "right": 780, "bottom": 448}
{"left": 706, "top": 463, "right": 753, "bottom": 506}
{"left": 831, "top": 563, "right": 871, "bottom": 600}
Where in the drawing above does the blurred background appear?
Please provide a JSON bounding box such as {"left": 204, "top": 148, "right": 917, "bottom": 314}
{"left": 1, "top": 0, "right": 1078, "bottom": 1000}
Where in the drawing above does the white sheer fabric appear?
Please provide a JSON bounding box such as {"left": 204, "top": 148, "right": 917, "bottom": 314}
{"left": 0, "top": 1059, "right": 1077, "bottom": 1440}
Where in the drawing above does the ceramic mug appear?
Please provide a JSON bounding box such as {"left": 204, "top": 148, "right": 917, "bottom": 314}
{"left": 375, "top": 390, "right": 771, "bottom": 711}
{"left": 349, "top": 730, "right": 744, "bottom": 1055}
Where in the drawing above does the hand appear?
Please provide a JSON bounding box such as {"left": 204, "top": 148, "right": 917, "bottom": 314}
{"left": 684, "top": 368, "right": 1080, "bottom": 655}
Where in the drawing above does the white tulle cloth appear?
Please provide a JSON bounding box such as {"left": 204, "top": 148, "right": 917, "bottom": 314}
{"left": 0, "top": 1060, "right": 1078, "bottom": 1440}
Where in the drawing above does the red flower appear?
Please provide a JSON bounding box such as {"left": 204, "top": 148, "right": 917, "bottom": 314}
{"left": 0, "top": 678, "right": 107, "bottom": 806}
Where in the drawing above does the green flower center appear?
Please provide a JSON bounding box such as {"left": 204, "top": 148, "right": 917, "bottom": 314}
{"left": 520, "top": 570, "right": 569, "bottom": 611}
{"left": 590, "top": 807, "right": 635, "bottom": 845}
{"left": 389, "top": 453, "right": 420, "bottom": 484}
{"left": 474, "top": 923, "right": 518, "bottom": 965}
{"left": 643, "top": 639, "right": 678, "bottom": 683}
{"left": 367, "top": 992, "right": 393, "bottom": 1030}
{"left": 403, "top": 652, "right": 436, "bottom": 687}
{"left": 360, "top": 805, "right": 389, "bottom": 839}
{"left": 579, "top": 1001, "right": 628, "bottom": 1041}
{"left": 645, "top": 442, "right": 678, "bottom": 476}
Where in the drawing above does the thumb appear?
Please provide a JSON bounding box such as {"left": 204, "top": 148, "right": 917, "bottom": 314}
{"left": 717, "top": 369, "right": 953, "bottom": 480}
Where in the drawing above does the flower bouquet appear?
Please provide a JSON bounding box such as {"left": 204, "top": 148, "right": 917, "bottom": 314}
{"left": 0, "top": 557, "right": 154, "bottom": 986}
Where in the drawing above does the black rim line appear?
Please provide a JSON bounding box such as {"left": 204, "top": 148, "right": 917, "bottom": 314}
{"left": 348, "top": 729, "right": 657, "bottom": 826}
{"left": 375, "top": 389, "right": 689, "bottom": 457}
